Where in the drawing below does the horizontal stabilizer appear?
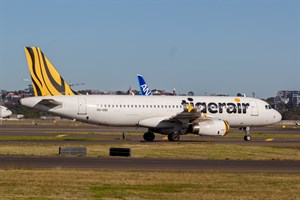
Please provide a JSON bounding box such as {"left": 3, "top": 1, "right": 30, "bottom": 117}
{"left": 37, "top": 99, "right": 62, "bottom": 109}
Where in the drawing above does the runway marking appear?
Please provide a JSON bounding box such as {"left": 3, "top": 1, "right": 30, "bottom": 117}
{"left": 265, "top": 138, "right": 274, "bottom": 142}
{"left": 56, "top": 135, "right": 66, "bottom": 138}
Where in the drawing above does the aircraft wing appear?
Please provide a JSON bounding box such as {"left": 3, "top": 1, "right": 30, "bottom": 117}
{"left": 167, "top": 109, "right": 201, "bottom": 123}
{"left": 138, "top": 104, "right": 202, "bottom": 128}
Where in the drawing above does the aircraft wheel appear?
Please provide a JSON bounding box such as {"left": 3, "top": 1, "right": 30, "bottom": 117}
{"left": 244, "top": 135, "right": 251, "bottom": 141}
{"left": 143, "top": 132, "right": 155, "bottom": 142}
{"left": 168, "top": 133, "right": 180, "bottom": 142}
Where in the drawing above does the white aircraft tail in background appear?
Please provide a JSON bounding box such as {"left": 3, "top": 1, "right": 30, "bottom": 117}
{"left": 20, "top": 47, "right": 282, "bottom": 142}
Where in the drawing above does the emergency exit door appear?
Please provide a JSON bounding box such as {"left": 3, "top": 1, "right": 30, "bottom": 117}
{"left": 250, "top": 100, "right": 258, "bottom": 116}
{"left": 78, "top": 98, "right": 87, "bottom": 115}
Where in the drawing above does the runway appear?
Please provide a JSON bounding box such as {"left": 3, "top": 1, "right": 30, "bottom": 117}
{"left": 0, "top": 156, "right": 299, "bottom": 173}
{"left": 0, "top": 120, "right": 299, "bottom": 174}
{"left": 0, "top": 121, "right": 299, "bottom": 147}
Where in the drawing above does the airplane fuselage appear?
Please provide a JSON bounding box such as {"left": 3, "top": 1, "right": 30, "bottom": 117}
{"left": 20, "top": 95, "right": 281, "bottom": 128}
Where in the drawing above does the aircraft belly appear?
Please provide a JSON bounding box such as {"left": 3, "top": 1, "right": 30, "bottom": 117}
{"left": 87, "top": 112, "right": 140, "bottom": 126}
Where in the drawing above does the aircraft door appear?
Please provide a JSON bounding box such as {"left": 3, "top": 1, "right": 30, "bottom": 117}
{"left": 250, "top": 100, "right": 258, "bottom": 116}
{"left": 78, "top": 97, "right": 87, "bottom": 115}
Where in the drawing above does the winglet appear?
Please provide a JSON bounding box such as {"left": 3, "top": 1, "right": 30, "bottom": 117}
{"left": 137, "top": 74, "right": 152, "bottom": 96}
{"left": 24, "top": 47, "right": 76, "bottom": 96}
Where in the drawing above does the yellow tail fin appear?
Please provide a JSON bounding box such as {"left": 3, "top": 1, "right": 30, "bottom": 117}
{"left": 24, "top": 47, "right": 76, "bottom": 96}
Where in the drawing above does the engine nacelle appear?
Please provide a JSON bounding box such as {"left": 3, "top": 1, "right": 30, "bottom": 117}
{"left": 190, "top": 119, "right": 229, "bottom": 136}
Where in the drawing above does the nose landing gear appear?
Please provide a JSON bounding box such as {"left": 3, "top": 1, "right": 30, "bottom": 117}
{"left": 242, "top": 127, "right": 251, "bottom": 141}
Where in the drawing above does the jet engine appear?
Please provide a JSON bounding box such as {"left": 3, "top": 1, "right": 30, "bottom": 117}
{"left": 190, "top": 119, "right": 229, "bottom": 136}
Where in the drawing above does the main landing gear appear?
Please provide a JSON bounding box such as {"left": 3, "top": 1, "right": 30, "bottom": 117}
{"left": 143, "top": 131, "right": 181, "bottom": 142}
{"left": 143, "top": 131, "right": 155, "bottom": 142}
{"left": 242, "top": 127, "right": 251, "bottom": 141}
{"left": 168, "top": 133, "right": 180, "bottom": 142}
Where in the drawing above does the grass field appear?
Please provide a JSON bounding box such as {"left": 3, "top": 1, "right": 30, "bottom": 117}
{"left": 0, "top": 120, "right": 299, "bottom": 199}
{"left": 0, "top": 170, "right": 299, "bottom": 200}
{"left": 0, "top": 142, "right": 299, "bottom": 160}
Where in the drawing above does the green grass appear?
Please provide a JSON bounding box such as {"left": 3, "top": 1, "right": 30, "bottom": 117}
{"left": 92, "top": 183, "right": 194, "bottom": 199}
{"left": 0, "top": 143, "right": 299, "bottom": 160}
{"left": 0, "top": 170, "right": 299, "bottom": 200}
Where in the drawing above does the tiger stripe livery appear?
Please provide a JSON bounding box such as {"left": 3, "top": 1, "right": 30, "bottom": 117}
{"left": 24, "top": 47, "right": 75, "bottom": 96}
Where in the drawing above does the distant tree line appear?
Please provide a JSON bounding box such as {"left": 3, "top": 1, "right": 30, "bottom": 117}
{"left": 266, "top": 97, "right": 300, "bottom": 120}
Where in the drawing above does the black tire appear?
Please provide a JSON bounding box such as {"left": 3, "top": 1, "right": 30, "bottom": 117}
{"left": 168, "top": 133, "right": 180, "bottom": 142}
{"left": 143, "top": 132, "right": 155, "bottom": 142}
{"left": 244, "top": 135, "right": 251, "bottom": 141}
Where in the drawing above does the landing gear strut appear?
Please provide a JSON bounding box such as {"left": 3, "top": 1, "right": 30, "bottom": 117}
{"left": 143, "top": 131, "right": 155, "bottom": 142}
{"left": 168, "top": 133, "right": 180, "bottom": 142}
{"left": 242, "top": 127, "right": 251, "bottom": 141}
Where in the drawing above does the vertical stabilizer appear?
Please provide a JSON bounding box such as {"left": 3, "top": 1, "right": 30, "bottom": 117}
{"left": 137, "top": 74, "right": 152, "bottom": 96}
{"left": 24, "top": 47, "right": 75, "bottom": 96}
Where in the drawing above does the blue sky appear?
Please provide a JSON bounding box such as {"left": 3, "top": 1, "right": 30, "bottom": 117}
{"left": 0, "top": 0, "right": 299, "bottom": 98}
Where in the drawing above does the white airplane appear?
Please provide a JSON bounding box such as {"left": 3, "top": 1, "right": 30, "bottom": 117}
{"left": 0, "top": 105, "right": 12, "bottom": 118}
{"left": 20, "top": 47, "right": 282, "bottom": 142}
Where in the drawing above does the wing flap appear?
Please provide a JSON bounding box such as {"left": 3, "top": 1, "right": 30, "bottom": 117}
{"left": 138, "top": 117, "right": 171, "bottom": 127}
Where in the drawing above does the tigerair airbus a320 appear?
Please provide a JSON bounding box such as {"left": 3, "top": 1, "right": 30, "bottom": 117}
{"left": 20, "top": 47, "right": 282, "bottom": 142}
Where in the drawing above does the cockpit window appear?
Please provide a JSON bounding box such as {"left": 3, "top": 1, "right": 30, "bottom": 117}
{"left": 265, "top": 105, "right": 272, "bottom": 110}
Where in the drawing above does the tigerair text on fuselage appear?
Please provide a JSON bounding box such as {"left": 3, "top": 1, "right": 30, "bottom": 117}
{"left": 192, "top": 101, "right": 250, "bottom": 114}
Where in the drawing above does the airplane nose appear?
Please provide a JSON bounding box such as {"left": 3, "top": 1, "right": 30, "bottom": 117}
{"left": 274, "top": 110, "right": 282, "bottom": 123}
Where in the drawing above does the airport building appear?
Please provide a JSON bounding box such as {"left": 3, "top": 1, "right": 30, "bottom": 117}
{"left": 275, "top": 90, "right": 300, "bottom": 109}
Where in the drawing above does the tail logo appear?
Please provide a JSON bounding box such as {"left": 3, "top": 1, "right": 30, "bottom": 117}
{"left": 24, "top": 47, "right": 75, "bottom": 96}
{"left": 137, "top": 74, "right": 152, "bottom": 96}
